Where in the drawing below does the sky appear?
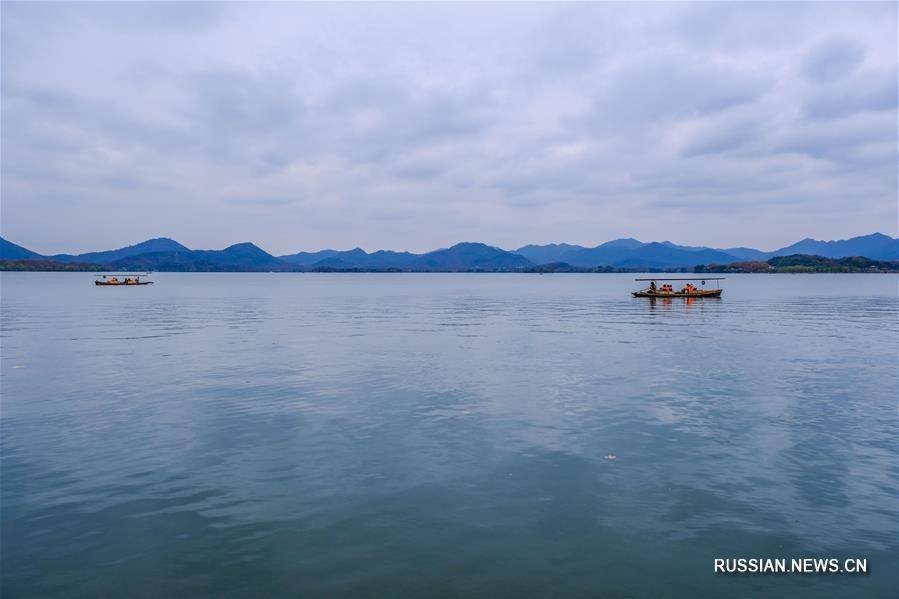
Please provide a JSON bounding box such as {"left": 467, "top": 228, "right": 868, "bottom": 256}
{"left": 1, "top": 2, "right": 897, "bottom": 255}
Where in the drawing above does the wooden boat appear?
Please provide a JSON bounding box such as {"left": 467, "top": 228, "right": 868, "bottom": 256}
{"left": 632, "top": 288, "right": 722, "bottom": 298}
{"left": 95, "top": 274, "right": 154, "bottom": 286}
{"left": 632, "top": 277, "right": 723, "bottom": 298}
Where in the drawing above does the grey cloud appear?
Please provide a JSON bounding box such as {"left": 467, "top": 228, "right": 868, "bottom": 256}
{"left": 11, "top": 1, "right": 224, "bottom": 33}
{"left": 802, "top": 70, "right": 898, "bottom": 121}
{"left": 802, "top": 38, "right": 866, "bottom": 83}
{"left": 674, "top": 3, "right": 810, "bottom": 51}
{"left": 225, "top": 195, "right": 298, "bottom": 208}
{"left": 1, "top": 88, "right": 183, "bottom": 193}
{"left": 7, "top": 87, "right": 183, "bottom": 151}
{"left": 527, "top": 4, "right": 611, "bottom": 77}
{"left": 681, "top": 119, "right": 761, "bottom": 157}
{"left": 2, "top": 2, "right": 896, "bottom": 254}
{"left": 393, "top": 163, "right": 446, "bottom": 181}
{"left": 181, "top": 69, "right": 308, "bottom": 173}
{"left": 775, "top": 114, "right": 897, "bottom": 166}
{"left": 188, "top": 70, "right": 303, "bottom": 137}
{"left": 318, "top": 78, "right": 490, "bottom": 165}
{"left": 589, "top": 56, "right": 770, "bottom": 130}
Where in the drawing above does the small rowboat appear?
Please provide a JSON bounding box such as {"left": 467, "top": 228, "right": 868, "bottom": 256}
{"left": 632, "top": 277, "right": 724, "bottom": 298}
{"left": 95, "top": 274, "right": 154, "bottom": 286}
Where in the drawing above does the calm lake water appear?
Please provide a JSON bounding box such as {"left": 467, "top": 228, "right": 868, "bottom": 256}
{"left": 1, "top": 272, "right": 897, "bottom": 597}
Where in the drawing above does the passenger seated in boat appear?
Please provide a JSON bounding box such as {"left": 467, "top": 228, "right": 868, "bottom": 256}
{"left": 649, "top": 281, "right": 657, "bottom": 293}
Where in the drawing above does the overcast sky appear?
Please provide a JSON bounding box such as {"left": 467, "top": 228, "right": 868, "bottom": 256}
{"left": 2, "top": 2, "right": 896, "bottom": 255}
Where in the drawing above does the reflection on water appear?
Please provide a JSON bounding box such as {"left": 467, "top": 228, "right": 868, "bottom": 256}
{"left": 1, "top": 273, "right": 897, "bottom": 597}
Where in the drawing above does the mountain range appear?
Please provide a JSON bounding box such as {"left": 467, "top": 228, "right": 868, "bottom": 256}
{"left": 1, "top": 233, "right": 896, "bottom": 272}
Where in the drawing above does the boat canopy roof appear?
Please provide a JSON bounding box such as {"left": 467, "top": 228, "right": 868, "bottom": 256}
{"left": 634, "top": 277, "right": 725, "bottom": 281}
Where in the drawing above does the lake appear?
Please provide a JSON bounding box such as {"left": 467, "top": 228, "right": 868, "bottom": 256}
{"left": 1, "top": 272, "right": 897, "bottom": 597}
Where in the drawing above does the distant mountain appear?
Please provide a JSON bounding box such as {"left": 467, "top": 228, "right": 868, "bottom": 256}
{"left": 659, "top": 241, "right": 720, "bottom": 252}
{"left": 280, "top": 248, "right": 419, "bottom": 269}
{"left": 613, "top": 243, "right": 739, "bottom": 269}
{"left": 278, "top": 249, "right": 343, "bottom": 266}
{"left": 556, "top": 239, "right": 655, "bottom": 267}
{"left": 0, "top": 237, "right": 44, "bottom": 260}
{"left": 310, "top": 249, "right": 417, "bottom": 270}
{"left": 111, "top": 243, "right": 290, "bottom": 272}
{"left": 770, "top": 233, "right": 898, "bottom": 261}
{"left": 196, "top": 242, "right": 284, "bottom": 267}
{"left": 550, "top": 233, "right": 898, "bottom": 268}
{"left": 410, "top": 243, "right": 533, "bottom": 271}
{"left": 364, "top": 250, "right": 417, "bottom": 269}
{"left": 560, "top": 240, "right": 738, "bottom": 268}
{"left": 53, "top": 237, "right": 189, "bottom": 263}
{"left": 293, "top": 243, "right": 530, "bottom": 271}
{"left": 722, "top": 247, "right": 770, "bottom": 261}
{"left": 2, "top": 233, "right": 896, "bottom": 271}
{"left": 514, "top": 243, "right": 585, "bottom": 264}
{"left": 600, "top": 238, "right": 645, "bottom": 250}
{"left": 305, "top": 248, "right": 370, "bottom": 269}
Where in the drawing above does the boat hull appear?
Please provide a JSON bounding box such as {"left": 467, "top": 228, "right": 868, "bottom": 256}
{"left": 95, "top": 281, "right": 154, "bottom": 286}
{"left": 632, "top": 289, "right": 722, "bottom": 298}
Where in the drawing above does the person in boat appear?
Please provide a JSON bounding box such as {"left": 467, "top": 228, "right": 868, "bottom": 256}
{"left": 649, "top": 281, "right": 657, "bottom": 293}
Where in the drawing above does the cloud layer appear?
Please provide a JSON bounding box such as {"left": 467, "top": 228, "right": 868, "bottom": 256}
{"left": 2, "top": 2, "right": 896, "bottom": 254}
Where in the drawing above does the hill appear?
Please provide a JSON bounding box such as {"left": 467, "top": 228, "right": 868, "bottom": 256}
{"left": 410, "top": 243, "right": 532, "bottom": 271}
{"left": 769, "top": 233, "right": 898, "bottom": 261}
{"left": 303, "top": 248, "right": 417, "bottom": 270}
{"left": 278, "top": 249, "right": 344, "bottom": 266}
{"left": 110, "top": 243, "right": 291, "bottom": 272}
{"left": 1, "top": 232, "right": 896, "bottom": 271}
{"left": 514, "top": 243, "right": 585, "bottom": 264}
{"left": 554, "top": 240, "right": 738, "bottom": 268}
{"left": 0, "top": 237, "right": 44, "bottom": 260}
{"left": 52, "top": 237, "right": 190, "bottom": 263}
{"left": 721, "top": 247, "right": 770, "bottom": 261}
{"left": 519, "top": 233, "right": 898, "bottom": 267}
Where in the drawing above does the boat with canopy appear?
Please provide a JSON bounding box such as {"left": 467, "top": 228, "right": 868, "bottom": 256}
{"left": 95, "top": 274, "right": 154, "bottom": 286}
{"left": 632, "top": 277, "right": 723, "bottom": 298}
